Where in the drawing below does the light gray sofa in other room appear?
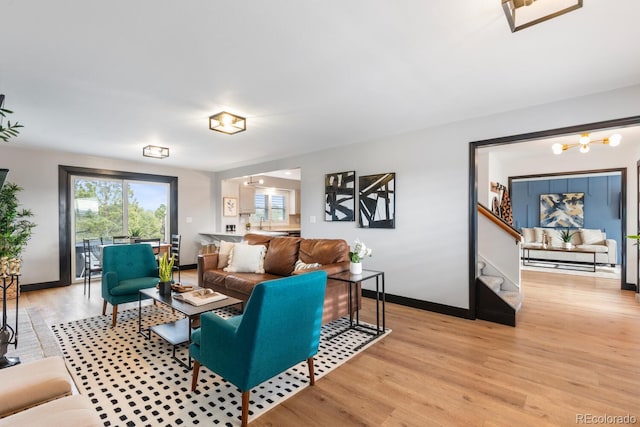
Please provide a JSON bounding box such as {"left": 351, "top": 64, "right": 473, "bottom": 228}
{"left": 521, "top": 227, "right": 617, "bottom": 266}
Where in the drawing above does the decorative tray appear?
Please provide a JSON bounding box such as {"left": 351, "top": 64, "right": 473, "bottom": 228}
{"left": 171, "top": 283, "right": 195, "bottom": 293}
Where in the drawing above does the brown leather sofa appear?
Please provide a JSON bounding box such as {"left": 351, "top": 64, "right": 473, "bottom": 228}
{"left": 197, "top": 233, "right": 357, "bottom": 324}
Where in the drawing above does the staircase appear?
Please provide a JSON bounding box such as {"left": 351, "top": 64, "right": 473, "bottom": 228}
{"left": 476, "top": 260, "right": 522, "bottom": 327}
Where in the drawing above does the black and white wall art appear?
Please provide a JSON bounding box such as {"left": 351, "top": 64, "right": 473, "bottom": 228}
{"left": 359, "top": 172, "right": 395, "bottom": 228}
{"left": 325, "top": 171, "right": 355, "bottom": 221}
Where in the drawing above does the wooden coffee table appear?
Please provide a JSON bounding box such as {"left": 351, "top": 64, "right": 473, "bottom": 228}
{"left": 138, "top": 287, "right": 242, "bottom": 368}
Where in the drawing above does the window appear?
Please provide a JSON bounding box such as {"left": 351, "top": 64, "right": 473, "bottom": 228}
{"left": 58, "top": 166, "right": 177, "bottom": 287}
{"left": 71, "top": 176, "right": 170, "bottom": 281}
{"left": 250, "top": 189, "right": 289, "bottom": 225}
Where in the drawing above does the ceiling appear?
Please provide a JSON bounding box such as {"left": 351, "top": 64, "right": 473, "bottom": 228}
{"left": 2, "top": 1, "right": 639, "bottom": 172}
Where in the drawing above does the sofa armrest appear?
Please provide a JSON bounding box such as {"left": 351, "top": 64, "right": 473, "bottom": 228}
{"left": 103, "top": 271, "right": 119, "bottom": 292}
{"left": 198, "top": 253, "right": 219, "bottom": 287}
{"left": 605, "top": 239, "right": 617, "bottom": 264}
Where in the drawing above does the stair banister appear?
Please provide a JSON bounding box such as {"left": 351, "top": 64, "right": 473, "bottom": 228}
{"left": 477, "top": 203, "right": 522, "bottom": 244}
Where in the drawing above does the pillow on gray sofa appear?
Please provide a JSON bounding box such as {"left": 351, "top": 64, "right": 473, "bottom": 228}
{"left": 544, "top": 229, "right": 563, "bottom": 247}
{"left": 580, "top": 229, "right": 605, "bottom": 245}
{"left": 522, "top": 228, "right": 536, "bottom": 243}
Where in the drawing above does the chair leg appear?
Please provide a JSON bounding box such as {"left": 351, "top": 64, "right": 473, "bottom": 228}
{"left": 241, "top": 391, "right": 250, "bottom": 427}
{"left": 307, "top": 357, "right": 315, "bottom": 386}
{"left": 87, "top": 273, "right": 91, "bottom": 299}
{"left": 191, "top": 360, "right": 200, "bottom": 392}
{"left": 112, "top": 305, "right": 118, "bottom": 327}
{"left": 102, "top": 300, "right": 107, "bottom": 316}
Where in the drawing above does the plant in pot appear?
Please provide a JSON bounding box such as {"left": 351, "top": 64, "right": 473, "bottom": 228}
{"left": 0, "top": 182, "right": 36, "bottom": 276}
{"left": 560, "top": 229, "right": 575, "bottom": 249}
{"left": 158, "top": 252, "right": 175, "bottom": 296}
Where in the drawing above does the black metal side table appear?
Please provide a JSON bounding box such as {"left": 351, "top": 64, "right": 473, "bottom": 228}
{"left": 0, "top": 274, "right": 20, "bottom": 369}
{"left": 328, "top": 269, "right": 386, "bottom": 350}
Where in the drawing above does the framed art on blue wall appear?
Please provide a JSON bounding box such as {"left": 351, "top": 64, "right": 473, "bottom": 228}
{"left": 540, "top": 192, "right": 584, "bottom": 228}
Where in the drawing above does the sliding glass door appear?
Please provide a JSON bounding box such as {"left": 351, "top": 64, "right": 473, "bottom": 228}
{"left": 72, "top": 176, "right": 170, "bottom": 281}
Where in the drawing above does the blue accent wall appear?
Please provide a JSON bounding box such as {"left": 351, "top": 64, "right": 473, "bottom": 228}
{"left": 511, "top": 175, "right": 622, "bottom": 263}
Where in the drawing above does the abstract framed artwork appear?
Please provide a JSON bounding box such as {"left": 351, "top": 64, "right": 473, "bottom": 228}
{"left": 540, "top": 192, "right": 584, "bottom": 227}
{"left": 223, "top": 197, "right": 238, "bottom": 217}
{"left": 359, "top": 172, "right": 395, "bottom": 228}
{"left": 325, "top": 171, "right": 355, "bottom": 221}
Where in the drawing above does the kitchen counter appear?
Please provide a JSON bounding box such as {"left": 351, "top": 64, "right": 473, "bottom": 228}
{"left": 199, "top": 227, "right": 301, "bottom": 242}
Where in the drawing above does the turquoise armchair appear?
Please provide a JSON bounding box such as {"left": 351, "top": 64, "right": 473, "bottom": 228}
{"left": 101, "top": 243, "right": 160, "bottom": 327}
{"left": 190, "top": 270, "right": 327, "bottom": 427}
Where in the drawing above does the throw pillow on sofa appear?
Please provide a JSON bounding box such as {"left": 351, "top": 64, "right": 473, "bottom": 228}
{"left": 294, "top": 260, "right": 321, "bottom": 271}
{"left": 224, "top": 243, "right": 267, "bottom": 273}
{"left": 217, "top": 240, "right": 235, "bottom": 269}
{"left": 544, "top": 229, "right": 563, "bottom": 247}
{"left": 263, "top": 237, "right": 301, "bottom": 276}
{"left": 580, "top": 229, "right": 605, "bottom": 245}
{"left": 521, "top": 228, "right": 536, "bottom": 243}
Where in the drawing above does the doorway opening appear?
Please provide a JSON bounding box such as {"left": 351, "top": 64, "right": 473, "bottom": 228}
{"left": 469, "top": 116, "right": 640, "bottom": 317}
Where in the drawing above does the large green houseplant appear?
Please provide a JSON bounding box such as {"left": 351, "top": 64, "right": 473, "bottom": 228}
{"left": 0, "top": 94, "right": 23, "bottom": 143}
{"left": 0, "top": 182, "right": 36, "bottom": 260}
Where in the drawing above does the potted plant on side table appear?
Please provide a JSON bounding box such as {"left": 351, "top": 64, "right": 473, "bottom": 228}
{"left": 158, "top": 252, "right": 175, "bottom": 296}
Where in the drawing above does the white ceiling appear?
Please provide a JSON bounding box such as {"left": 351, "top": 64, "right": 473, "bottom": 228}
{"left": 2, "top": 1, "right": 640, "bottom": 172}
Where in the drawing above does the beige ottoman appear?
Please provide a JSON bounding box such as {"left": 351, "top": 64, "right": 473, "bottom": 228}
{"left": 0, "top": 356, "right": 72, "bottom": 418}
{"left": 0, "top": 395, "right": 101, "bottom": 427}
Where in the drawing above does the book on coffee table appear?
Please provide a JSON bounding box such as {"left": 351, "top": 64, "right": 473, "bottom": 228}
{"left": 173, "top": 289, "right": 228, "bottom": 306}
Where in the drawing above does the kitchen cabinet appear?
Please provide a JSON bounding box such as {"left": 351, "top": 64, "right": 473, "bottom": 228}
{"left": 290, "top": 189, "right": 300, "bottom": 215}
{"left": 239, "top": 186, "right": 255, "bottom": 214}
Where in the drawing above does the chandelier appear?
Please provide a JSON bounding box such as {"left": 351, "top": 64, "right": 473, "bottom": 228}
{"left": 243, "top": 176, "right": 264, "bottom": 186}
{"left": 552, "top": 133, "right": 621, "bottom": 155}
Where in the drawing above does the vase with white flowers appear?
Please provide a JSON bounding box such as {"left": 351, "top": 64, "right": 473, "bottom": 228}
{"left": 349, "top": 239, "right": 372, "bottom": 275}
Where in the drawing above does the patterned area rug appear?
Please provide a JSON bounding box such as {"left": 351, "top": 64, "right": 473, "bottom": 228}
{"left": 53, "top": 304, "right": 389, "bottom": 426}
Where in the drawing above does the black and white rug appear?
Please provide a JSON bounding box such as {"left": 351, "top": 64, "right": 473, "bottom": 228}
{"left": 53, "top": 304, "right": 389, "bottom": 426}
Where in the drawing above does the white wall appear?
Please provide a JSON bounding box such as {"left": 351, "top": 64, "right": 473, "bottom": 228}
{"left": 2, "top": 84, "right": 639, "bottom": 305}
{"left": 0, "top": 144, "right": 215, "bottom": 285}
{"left": 214, "top": 84, "right": 640, "bottom": 309}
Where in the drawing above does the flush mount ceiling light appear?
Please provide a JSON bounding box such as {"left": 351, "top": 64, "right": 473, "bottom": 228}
{"left": 502, "top": 0, "right": 582, "bottom": 32}
{"left": 209, "top": 111, "right": 246, "bottom": 135}
{"left": 551, "top": 133, "right": 621, "bottom": 155}
{"left": 143, "top": 145, "right": 169, "bottom": 159}
{"left": 243, "top": 176, "right": 264, "bottom": 186}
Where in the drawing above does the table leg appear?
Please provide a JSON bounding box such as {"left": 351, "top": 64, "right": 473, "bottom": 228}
{"left": 348, "top": 280, "right": 353, "bottom": 327}
{"left": 355, "top": 280, "right": 360, "bottom": 326}
{"left": 375, "top": 275, "right": 380, "bottom": 334}
{"left": 14, "top": 277, "right": 18, "bottom": 348}
{"left": 382, "top": 272, "right": 386, "bottom": 332}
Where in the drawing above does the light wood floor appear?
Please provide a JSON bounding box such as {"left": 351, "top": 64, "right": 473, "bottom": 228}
{"left": 20, "top": 270, "right": 640, "bottom": 426}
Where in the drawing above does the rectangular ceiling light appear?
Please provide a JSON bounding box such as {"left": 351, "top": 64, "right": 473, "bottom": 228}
{"left": 209, "top": 111, "right": 246, "bottom": 135}
{"left": 502, "top": 0, "right": 582, "bottom": 32}
{"left": 143, "top": 145, "right": 169, "bottom": 159}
